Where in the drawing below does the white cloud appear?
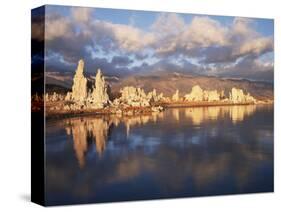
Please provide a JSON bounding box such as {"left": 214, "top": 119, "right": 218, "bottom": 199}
{"left": 153, "top": 15, "right": 229, "bottom": 55}
{"left": 182, "top": 16, "right": 228, "bottom": 47}
{"left": 71, "top": 7, "right": 93, "bottom": 24}
{"left": 45, "top": 15, "right": 73, "bottom": 40}
{"left": 231, "top": 17, "right": 257, "bottom": 38}
{"left": 92, "top": 20, "right": 155, "bottom": 52}
{"left": 152, "top": 13, "right": 185, "bottom": 36}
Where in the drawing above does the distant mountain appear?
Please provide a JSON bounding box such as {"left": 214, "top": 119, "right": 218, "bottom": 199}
{"left": 45, "top": 71, "right": 273, "bottom": 100}
{"left": 46, "top": 72, "right": 73, "bottom": 89}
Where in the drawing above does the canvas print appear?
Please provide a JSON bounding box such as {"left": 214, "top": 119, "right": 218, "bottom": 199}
{"left": 31, "top": 5, "right": 274, "bottom": 206}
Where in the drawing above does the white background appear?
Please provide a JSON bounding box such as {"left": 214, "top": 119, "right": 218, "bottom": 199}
{"left": 0, "top": 0, "right": 280, "bottom": 211}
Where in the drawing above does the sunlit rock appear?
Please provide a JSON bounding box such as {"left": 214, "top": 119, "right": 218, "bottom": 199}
{"left": 172, "top": 89, "right": 180, "bottom": 101}
{"left": 229, "top": 87, "right": 256, "bottom": 104}
{"left": 44, "top": 93, "right": 49, "bottom": 102}
{"left": 33, "top": 93, "right": 40, "bottom": 102}
{"left": 245, "top": 93, "right": 256, "bottom": 103}
{"left": 220, "top": 90, "right": 225, "bottom": 99}
{"left": 184, "top": 85, "right": 204, "bottom": 101}
{"left": 47, "top": 93, "right": 56, "bottom": 102}
{"left": 70, "top": 59, "right": 88, "bottom": 102}
{"left": 117, "top": 86, "right": 151, "bottom": 107}
{"left": 65, "top": 92, "right": 72, "bottom": 101}
{"left": 147, "top": 89, "right": 163, "bottom": 102}
{"left": 87, "top": 69, "right": 110, "bottom": 109}
{"left": 203, "top": 90, "right": 220, "bottom": 102}
{"left": 45, "top": 92, "right": 64, "bottom": 102}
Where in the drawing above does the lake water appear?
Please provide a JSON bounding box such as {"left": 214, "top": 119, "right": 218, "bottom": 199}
{"left": 45, "top": 105, "right": 273, "bottom": 205}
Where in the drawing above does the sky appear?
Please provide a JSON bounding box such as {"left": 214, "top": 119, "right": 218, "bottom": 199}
{"left": 32, "top": 5, "right": 274, "bottom": 81}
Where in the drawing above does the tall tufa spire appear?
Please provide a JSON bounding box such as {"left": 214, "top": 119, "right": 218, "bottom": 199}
{"left": 71, "top": 59, "right": 88, "bottom": 102}
{"left": 90, "top": 69, "right": 110, "bottom": 108}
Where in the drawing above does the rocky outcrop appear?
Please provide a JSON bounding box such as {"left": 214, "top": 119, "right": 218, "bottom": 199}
{"left": 229, "top": 87, "right": 256, "bottom": 103}
{"left": 63, "top": 61, "right": 111, "bottom": 110}
{"left": 184, "top": 85, "right": 221, "bottom": 102}
{"left": 57, "top": 60, "right": 165, "bottom": 112}
{"left": 113, "top": 87, "right": 164, "bottom": 108}
{"left": 203, "top": 90, "right": 220, "bottom": 102}
{"left": 69, "top": 59, "right": 87, "bottom": 102}
{"left": 184, "top": 85, "right": 204, "bottom": 101}
{"left": 87, "top": 69, "right": 110, "bottom": 109}
{"left": 114, "top": 86, "right": 151, "bottom": 107}
{"left": 46, "top": 59, "right": 261, "bottom": 116}
{"left": 172, "top": 90, "right": 180, "bottom": 101}
{"left": 147, "top": 89, "right": 163, "bottom": 102}
{"left": 45, "top": 92, "right": 64, "bottom": 102}
{"left": 184, "top": 85, "right": 256, "bottom": 103}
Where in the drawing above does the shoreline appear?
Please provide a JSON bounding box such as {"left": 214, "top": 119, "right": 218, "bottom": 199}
{"left": 44, "top": 101, "right": 273, "bottom": 120}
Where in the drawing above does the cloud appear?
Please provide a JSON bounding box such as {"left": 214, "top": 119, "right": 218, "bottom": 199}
{"left": 92, "top": 20, "right": 155, "bottom": 52}
{"left": 31, "top": 21, "right": 44, "bottom": 41}
{"left": 231, "top": 17, "right": 257, "bottom": 39}
{"left": 150, "top": 15, "right": 273, "bottom": 66}
{"left": 152, "top": 13, "right": 185, "bottom": 36}
{"left": 234, "top": 37, "right": 273, "bottom": 57}
{"left": 153, "top": 15, "right": 228, "bottom": 55}
{"left": 43, "top": 8, "right": 155, "bottom": 64}
{"left": 182, "top": 16, "right": 228, "bottom": 47}
{"left": 209, "top": 55, "right": 274, "bottom": 81}
{"left": 45, "top": 32, "right": 92, "bottom": 63}
{"left": 129, "top": 57, "right": 203, "bottom": 76}
{"left": 31, "top": 8, "right": 45, "bottom": 41}
{"left": 45, "top": 14, "right": 74, "bottom": 41}
{"left": 111, "top": 56, "right": 133, "bottom": 66}
{"left": 34, "top": 7, "right": 273, "bottom": 81}
{"left": 71, "top": 7, "right": 93, "bottom": 24}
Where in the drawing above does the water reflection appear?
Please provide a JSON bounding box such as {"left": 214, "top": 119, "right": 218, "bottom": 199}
{"left": 63, "top": 105, "right": 259, "bottom": 168}
{"left": 172, "top": 108, "right": 180, "bottom": 122}
{"left": 63, "top": 112, "right": 164, "bottom": 168}
{"left": 184, "top": 105, "right": 257, "bottom": 125}
{"left": 46, "top": 105, "right": 273, "bottom": 205}
{"left": 64, "top": 118, "right": 110, "bottom": 167}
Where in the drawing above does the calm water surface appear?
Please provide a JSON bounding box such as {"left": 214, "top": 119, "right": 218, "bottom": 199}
{"left": 45, "top": 105, "right": 273, "bottom": 205}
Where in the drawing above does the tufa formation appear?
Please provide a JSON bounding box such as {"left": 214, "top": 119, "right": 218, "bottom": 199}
{"left": 44, "top": 60, "right": 258, "bottom": 114}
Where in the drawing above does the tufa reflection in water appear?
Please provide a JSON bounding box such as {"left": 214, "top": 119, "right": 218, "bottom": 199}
{"left": 63, "top": 105, "right": 257, "bottom": 168}
{"left": 183, "top": 105, "right": 256, "bottom": 125}
{"left": 65, "top": 118, "right": 109, "bottom": 167}
{"left": 64, "top": 112, "right": 164, "bottom": 168}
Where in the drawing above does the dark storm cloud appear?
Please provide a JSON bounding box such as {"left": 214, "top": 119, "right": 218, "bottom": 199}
{"left": 213, "top": 56, "right": 274, "bottom": 82}
{"left": 45, "top": 33, "right": 92, "bottom": 63}
{"left": 199, "top": 37, "right": 273, "bottom": 64}
{"left": 81, "top": 56, "right": 132, "bottom": 76}
{"left": 45, "top": 53, "right": 76, "bottom": 73}
{"left": 132, "top": 58, "right": 202, "bottom": 76}
{"left": 200, "top": 46, "right": 237, "bottom": 64}
{"left": 111, "top": 56, "right": 134, "bottom": 67}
